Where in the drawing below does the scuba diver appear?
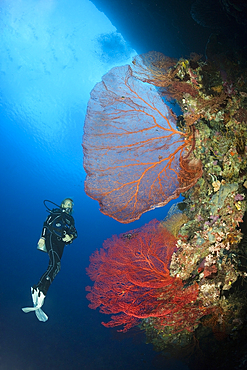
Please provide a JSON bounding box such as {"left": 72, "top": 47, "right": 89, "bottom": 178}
{"left": 22, "top": 198, "right": 78, "bottom": 322}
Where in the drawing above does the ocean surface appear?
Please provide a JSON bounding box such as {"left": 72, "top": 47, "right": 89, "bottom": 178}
{"left": 0, "top": 0, "right": 214, "bottom": 369}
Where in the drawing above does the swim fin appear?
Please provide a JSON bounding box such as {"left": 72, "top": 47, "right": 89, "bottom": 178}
{"left": 35, "top": 308, "right": 48, "bottom": 322}
{"left": 22, "top": 287, "right": 48, "bottom": 322}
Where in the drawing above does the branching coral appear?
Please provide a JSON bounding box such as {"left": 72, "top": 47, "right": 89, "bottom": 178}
{"left": 86, "top": 220, "right": 208, "bottom": 333}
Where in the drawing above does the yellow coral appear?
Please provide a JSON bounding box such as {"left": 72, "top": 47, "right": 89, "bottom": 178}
{"left": 211, "top": 85, "right": 223, "bottom": 93}
{"left": 212, "top": 180, "right": 221, "bottom": 192}
{"left": 235, "top": 201, "right": 242, "bottom": 210}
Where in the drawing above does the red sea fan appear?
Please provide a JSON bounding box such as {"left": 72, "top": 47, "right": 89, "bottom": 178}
{"left": 83, "top": 64, "right": 198, "bottom": 223}
{"left": 86, "top": 220, "right": 201, "bottom": 332}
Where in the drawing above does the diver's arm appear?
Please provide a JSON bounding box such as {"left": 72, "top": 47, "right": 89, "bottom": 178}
{"left": 41, "top": 216, "right": 52, "bottom": 239}
{"left": 37, "top": 218, "right": 49, "bottom": 246}
{"left": 38, "top": 212, "right": 57, "bottom": 243}
{"left": 62, "top": 216, "right": 78, "bottom": 244}
{"left": 69, "top": 223, "right": 78, "bottom": 240}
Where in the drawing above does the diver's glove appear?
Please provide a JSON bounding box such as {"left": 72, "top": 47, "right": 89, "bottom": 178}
{"left": 62, "top": 234, "right": 73, "bottom": 243}
{"left": 37, "top": 237, "right": 47, "bottom": 252}
{"left": 38, "top": 238, "right": 45, "bottom": 246}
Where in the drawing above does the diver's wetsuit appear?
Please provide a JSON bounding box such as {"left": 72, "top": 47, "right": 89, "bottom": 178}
{"left": 35, "top": 208, "right": 77, "bottom": 295}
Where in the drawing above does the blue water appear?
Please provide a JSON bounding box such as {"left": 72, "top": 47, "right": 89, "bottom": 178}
{"left": 0, "top": 1, "right": 194, "bottom": 369}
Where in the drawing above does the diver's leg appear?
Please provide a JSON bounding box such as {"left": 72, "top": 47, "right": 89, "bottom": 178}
{"left": 35, "top": 233, "right": 62, "bottom": 296}
{"left": 23, "top": 234, "right": 61, "bottom": 320}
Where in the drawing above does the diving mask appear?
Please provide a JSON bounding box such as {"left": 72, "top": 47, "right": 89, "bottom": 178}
{"left": 61, "top": 198, "right": 74, "bottom": 214}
